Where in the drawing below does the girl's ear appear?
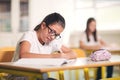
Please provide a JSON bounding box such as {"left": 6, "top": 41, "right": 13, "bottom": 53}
{"left": 41, "top": 22, "right": 46, "bottom": 30}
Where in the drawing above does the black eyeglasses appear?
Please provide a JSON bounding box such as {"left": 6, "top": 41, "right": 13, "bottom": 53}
{"left": 47, "top": 26, "right": 61, "bottom": 39}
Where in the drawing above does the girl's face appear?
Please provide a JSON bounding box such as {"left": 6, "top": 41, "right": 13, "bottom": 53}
{"left": 38, "top": 23, "right": 64, "bottom": 44}
{"left": 88, "top": 21, "right": 96, "bottom": 33}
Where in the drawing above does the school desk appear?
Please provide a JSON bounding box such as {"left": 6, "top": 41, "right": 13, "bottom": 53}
{"left": 0, "top": 55, "right": 120, "bottom": 80}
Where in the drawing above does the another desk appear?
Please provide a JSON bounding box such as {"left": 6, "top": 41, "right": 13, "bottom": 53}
{"left": 86, "top": 48, "right": 120, "bottom": 56}
{"left": 0, "top": 55, "right": 120, "bottom": 80}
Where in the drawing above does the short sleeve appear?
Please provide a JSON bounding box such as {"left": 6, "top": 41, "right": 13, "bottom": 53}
{"left": 98, "top": 35, "right": 102, "bottom": 40}
{"left": 80, "top": 32, "right": 86, "bottom": 42}
{"left": 19, "top": 31, "right": 33, "bottom": 44}
{"left": 12, "top": 31, "right": 34, "bottom": 62}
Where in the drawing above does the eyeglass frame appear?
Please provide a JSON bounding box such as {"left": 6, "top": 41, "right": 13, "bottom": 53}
{"left": 47, "top": 26, "right": 61, "bottom": 39}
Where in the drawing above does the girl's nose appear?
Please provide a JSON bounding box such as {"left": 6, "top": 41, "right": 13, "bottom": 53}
{"left": 50, "top": 35, "right": 56, "bottom": 40}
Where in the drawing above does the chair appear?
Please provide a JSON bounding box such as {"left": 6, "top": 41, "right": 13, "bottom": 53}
{"left": 72, "top": 48, "right": 86, "bottom": 58}
{"left": 0, "top": 51, "right": 14, "bottom": 62}
{"left": 0, "top": 46, "right": 15, "bottom": 51}
{"left": 0, "top": 47, "right": 15, "bottom": 79}
{"left": 0, "top": 47, "right": 15, "bottom": 62}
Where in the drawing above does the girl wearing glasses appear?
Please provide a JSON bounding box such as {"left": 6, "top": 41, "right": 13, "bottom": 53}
{"left": 11, "top": 13, "right": 77, "bottom": 80}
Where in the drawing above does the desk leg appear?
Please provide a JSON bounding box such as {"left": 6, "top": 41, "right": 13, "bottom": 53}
{"left": 84, "top": 68, "right": 89, "bottom": 80}
{"left": 75, "top": 70, "right": 79, "bottom": 80}
{"left": 102, "top": 67, "right": 106, "bottom": 79}
{"left": 119, "top": 65, "right": 120, "bottom": 76}
{"left": 58, "top": 71, "right": 64, "bottom": 80}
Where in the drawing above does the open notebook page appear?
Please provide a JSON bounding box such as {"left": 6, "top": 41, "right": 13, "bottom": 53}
{"left": 14, "top": 58, "right": 68, "bottom": 66}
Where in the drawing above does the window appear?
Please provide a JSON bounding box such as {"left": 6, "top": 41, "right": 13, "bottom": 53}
{"left": 74, "top": 0, "right": 120, "bottom": 31}
{"left": 0, "top": 0, "right": 11, "bottom": 32}
{"left": 19, "top": 0, "right": 29, "bottom": 32}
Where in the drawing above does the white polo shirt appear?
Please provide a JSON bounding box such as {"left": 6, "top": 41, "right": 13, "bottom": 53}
{"left": 80, "top": 32, "right": 101, "bottom": 46}
{"left": 12, "top": 30, "right": 62, "bottom": 61}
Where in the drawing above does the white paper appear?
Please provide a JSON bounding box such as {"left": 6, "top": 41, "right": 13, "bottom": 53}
{"left": 14, "top": 58, "right": 68, "bottom": 66}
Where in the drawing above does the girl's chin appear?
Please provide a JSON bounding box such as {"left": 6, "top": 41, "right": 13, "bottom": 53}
{"left": 45, "top": 40, "right": 51, "bottom": 44}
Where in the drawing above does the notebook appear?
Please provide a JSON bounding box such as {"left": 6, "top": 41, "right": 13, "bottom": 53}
{"left": 14, "top": 58, "right": 70, "bottom": 66}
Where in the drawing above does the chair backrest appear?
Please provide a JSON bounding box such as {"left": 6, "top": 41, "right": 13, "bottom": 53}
{"left": 72, "top": 48, "right": 86, "bottom": 58}
{"left": 0, "top": 47, "right": 15, "bottom": 51}
{"left": 0, "top": 47, "right": 15, "bottom": 62}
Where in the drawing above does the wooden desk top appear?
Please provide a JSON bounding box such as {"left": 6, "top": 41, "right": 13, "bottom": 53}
{"left": 0, "top": 55, "right": 120, "bottom": 73}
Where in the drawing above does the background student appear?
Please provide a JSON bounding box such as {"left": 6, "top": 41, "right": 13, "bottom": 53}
{"left": 80, "top": 17, "right": 113, "bottom": 80}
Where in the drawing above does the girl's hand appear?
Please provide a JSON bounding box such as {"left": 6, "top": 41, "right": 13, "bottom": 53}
{"left": 61, "top": 52, "right": 77, "bottom": 59}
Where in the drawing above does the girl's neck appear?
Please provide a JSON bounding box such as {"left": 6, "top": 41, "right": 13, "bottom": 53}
{"left": 36, "top": 30, "right": 45, "bottom": 45}
{"left": 88, "top": 31, "right": 92, "bottom": 35}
